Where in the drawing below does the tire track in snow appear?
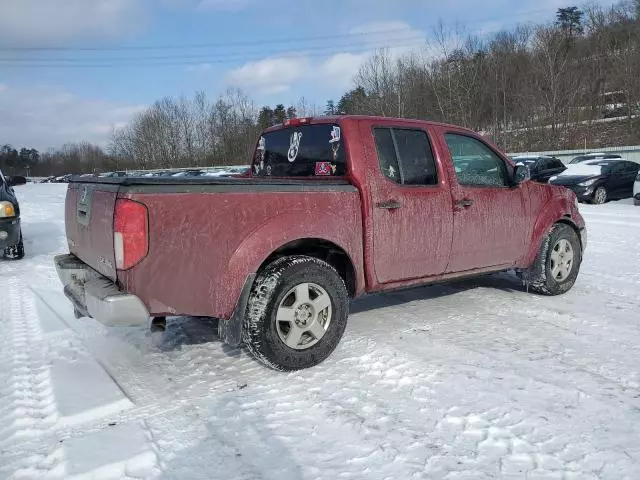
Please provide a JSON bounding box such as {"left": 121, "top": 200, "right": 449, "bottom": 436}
{"left": 0, "top": 278, "right": 63, "bottom": 479}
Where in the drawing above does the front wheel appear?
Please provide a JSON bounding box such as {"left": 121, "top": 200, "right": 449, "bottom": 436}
{"left": 524, "top": 223, "right": 582, "bottom": 296}
{"left": 3, "top": 231, "right": 25, "bottom": 260}
{"left": 243, "top": 256, "right": 349, "bottom": 371}
{"left": 592, "top": 186, "right": 607, "bottom": 204}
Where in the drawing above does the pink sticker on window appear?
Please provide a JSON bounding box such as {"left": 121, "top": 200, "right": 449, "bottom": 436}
{"left": 315, "top": 162, "right": 332, "bottom": 176}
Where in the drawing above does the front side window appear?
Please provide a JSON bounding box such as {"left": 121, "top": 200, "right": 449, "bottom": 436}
{"left": 445, "top": 134, "right": 509, "bottom": 187}
{"left": 625, "top": 163, "right": 639, "bottom": 174}
{"left": 253, "top": 124, "right": 345, "bottom": 177}
{"left": 373, "top": 127, "right": 438, "bottom": 185}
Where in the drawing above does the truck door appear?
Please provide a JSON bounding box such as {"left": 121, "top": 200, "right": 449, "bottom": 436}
{"left": 441, "top": 132, "right": 528, "bottom": 272}
{"left": 362, "top": 123, "right": 454, "bottom": 284}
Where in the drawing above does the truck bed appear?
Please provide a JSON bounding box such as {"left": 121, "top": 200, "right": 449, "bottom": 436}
{"left": 64, "top": 174, "right": 363, "bottom": 320}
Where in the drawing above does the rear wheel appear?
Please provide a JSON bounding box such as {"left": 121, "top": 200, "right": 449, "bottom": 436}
{"left": 524, "top": 224, "right": 582, "bottom": 296}
{"left": 592, "top": 186, "right": 607, "bottom": 204}
{"left": 3, "top": 231, "right": 24, "bottom": 260}
{"left": 243, "top": 255, "right": 349, "bottom": 371}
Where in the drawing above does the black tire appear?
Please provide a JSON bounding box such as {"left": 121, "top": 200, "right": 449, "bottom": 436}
{"left": 3, "top": 231, "right": 25, "bottom": 260}
{"left": 525, "top": 223, "right": 582, "bottom": 296}
{"left": 592, "top": 186, "right": 607, "bottom": 204}
{"left": 243, "top": 255, "right": 349, "bottom": 371}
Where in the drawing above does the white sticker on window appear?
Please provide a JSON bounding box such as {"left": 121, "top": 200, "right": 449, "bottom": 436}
{"left": 288, "top": 131, "right": 303, "bottom": 162}
{"left": 388, "top": 165, "right": 396, "bottom": 179}
{"left": 329, "top": 126, "right": 341, "bottom": 144}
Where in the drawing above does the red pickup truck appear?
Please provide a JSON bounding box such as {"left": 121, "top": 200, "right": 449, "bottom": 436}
{"left": 55, "top": 116, "right": 586, "bottom": 371}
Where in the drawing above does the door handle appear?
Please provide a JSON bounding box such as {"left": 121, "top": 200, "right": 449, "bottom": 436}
{"left": 455, "top": 198, "right": 474, "bottom": 209}
{"left": 376, "top": 200, "right": 402, "bottom": 210}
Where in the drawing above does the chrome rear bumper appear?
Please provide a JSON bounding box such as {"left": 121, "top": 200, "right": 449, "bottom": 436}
{"left": 54, "top": 254, "right": 150, "bottom": 327}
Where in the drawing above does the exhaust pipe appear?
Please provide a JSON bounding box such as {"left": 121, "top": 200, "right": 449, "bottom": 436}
{"left": 150, "top": 316, "right": 166, "bottom": 333}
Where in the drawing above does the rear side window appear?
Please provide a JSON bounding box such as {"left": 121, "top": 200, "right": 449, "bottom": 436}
{"left": 253, "top": 124, "right": 345, "bottom": 177}
{"left": 373, "top": 128, "right": 438, "bottom": 185}
{"left": 625, "top": 162, "right": 639, "bottom": 174}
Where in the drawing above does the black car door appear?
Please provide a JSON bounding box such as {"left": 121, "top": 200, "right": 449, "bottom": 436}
{"left": 534, "top": 158, "right": 556, "bottom": 182}
{"left": 534, "top": 158, "right": 550, "bottom": 182}
{"left": 607, "top": 163, "right": 627, "bottom": 199}
{"left": 547, "top": 158, "right": 566, "bottom": 180}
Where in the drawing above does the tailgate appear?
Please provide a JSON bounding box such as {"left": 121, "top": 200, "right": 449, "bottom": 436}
{"left": 65, "top": 182, "right": 119, "bottom": 280}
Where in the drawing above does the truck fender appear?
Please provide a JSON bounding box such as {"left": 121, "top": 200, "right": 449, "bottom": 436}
{"left": 220, "top": 211, "right": 360, "bottom": 321}
{"left": 521, "top": 197, "right": 577, "bottom": 268}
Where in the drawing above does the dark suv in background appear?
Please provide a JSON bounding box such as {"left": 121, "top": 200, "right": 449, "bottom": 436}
{"left": 0, "top": 169, "right": 27, "bottom": 259}
{"left": 511, "top": 155, "right": 567, "bottom": 183}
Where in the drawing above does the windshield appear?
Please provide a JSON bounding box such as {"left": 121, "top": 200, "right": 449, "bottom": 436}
{"left": 253, "top": 123, "right": 346, "bottom": 177}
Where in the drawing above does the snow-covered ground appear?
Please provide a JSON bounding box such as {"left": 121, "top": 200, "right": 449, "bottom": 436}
{"left": 2, "top": 184, "right": 640, "bottom": 480}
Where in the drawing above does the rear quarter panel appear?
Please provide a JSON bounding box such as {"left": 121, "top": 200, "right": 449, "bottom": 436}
{"left": 117, "top": 187, "right": 364, "bottom": 319}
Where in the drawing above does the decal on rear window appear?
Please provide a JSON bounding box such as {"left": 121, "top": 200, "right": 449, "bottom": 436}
{"left": 254, "top": 136, "right": 267, "bottom": 174}
{"left": 288, "top": 131, "right": 303, "bottom": 162}
{"left": 315, "top": 162, "right": 332, "bottom": 176}
{"left": 330, "top": 126, "right": 341, "bottom": 161}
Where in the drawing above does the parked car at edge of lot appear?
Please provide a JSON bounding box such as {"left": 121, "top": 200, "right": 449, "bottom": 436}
{"left": 550, "top": 159, "right": 640, "bottom": 204}
{"left": 54, "top": 115, "right": 587, "bottom": 371}
{"left": 171, "top": 169, "right": 207, "bottom": 177}
{"left": 633, "top": 170, "right": 640, "bottom": 205}
{"left": 511, "top": 155, "right": 567, "bottom": 183}
{"left": 99, "top": 171, "right": 127, "bottom": 178}
{"left": 568, "top": 153, "right": 623, "bottom": 164}
{"left": 0, "top": 169, "right": 27, "bottom": 260}
{"left": 52, "top": 174, "right": 74, "bottom": 183}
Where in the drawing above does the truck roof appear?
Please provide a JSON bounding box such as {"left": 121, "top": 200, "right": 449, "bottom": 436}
{"left": 262, "top": 115, "right": 473, "bottom": 134}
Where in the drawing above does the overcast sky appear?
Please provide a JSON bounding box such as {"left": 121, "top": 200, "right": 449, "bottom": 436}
{"left": 0, "top": 0, "right": 620, "bottom": 150}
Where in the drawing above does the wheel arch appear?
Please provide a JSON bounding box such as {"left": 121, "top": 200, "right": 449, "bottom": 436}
{"left": 521, "top": 198, "right": 583, "bottom": 268}
{"left": 557, "top": 215, "right": 583, "bottom": 247}
{"left": 258, "top": 238, "right": 358, "bottom": 298}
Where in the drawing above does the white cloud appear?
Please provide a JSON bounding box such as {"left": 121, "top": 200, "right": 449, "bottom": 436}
{"left": 317, "top": 53, "right": 371, "bottom": 90}
{"left": 224, "top": 21, "right": 428, "bottom": 96}
{"left": 227, "top": 56, "right": 309, "bottom": 95}
{"left": 0, "top": 84, "right": 145, "bottom": 150}
{"left": 0, "top": 0, "right": 145, "bottom": 46}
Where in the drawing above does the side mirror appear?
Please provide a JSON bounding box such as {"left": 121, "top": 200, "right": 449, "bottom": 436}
{"left": 514, "top": 163, "right": 531, "bottom": 184}
{"left": 7, "top": 176, "right": 27, "bottom": 187}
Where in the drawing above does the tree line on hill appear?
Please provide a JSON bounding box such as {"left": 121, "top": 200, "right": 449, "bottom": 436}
{"left": 2, "top": 1, "right": 639, "bottom": 177}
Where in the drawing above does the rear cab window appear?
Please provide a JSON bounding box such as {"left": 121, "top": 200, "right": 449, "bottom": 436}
{"left": 253, "top": 123, "right": 346, "bottom": 177}
{"left": 372, "top": 127, "right": 438, "bottom": 185}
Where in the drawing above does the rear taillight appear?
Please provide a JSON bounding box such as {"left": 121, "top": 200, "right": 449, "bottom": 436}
{"left": 114, "top": 199, "right": 148, "bottom": 270}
